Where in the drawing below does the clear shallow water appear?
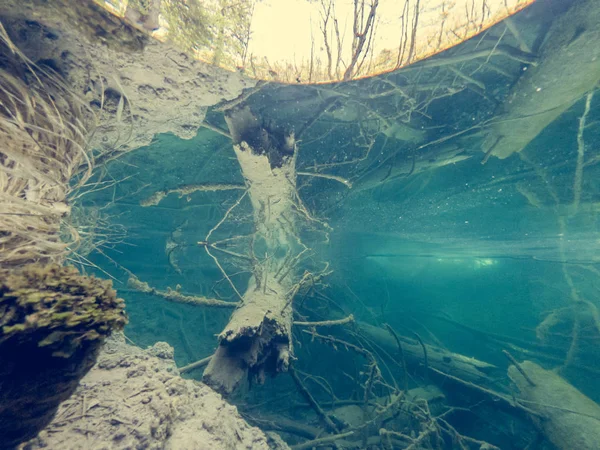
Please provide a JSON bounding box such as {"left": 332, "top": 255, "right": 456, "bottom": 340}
{"left": 71, "top": 1, "right": 600, "bottom": 448}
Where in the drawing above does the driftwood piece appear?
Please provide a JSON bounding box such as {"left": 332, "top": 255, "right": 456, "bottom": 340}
{"left": 508, "top": 360, "right": 600, "bottom": 450}
{"left": 358, "top": 322, "right": 497, "bottom": 385}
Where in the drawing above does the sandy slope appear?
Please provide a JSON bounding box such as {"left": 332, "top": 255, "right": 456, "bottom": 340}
{"left": 22, "top": 334, "right": 287, "bottom": 450}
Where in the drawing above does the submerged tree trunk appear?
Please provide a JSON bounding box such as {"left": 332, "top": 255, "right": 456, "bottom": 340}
{"left": 203, "top": 106, "right": 302, "bottom": 395}
{"left": 508, "top": 360, "right": 600, "bottom": 449}
{"left": 358, "top": 322, "right": 498, "bottom": 385}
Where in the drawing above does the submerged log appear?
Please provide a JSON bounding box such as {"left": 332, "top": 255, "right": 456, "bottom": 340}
{"left": 484, "top": 0, "right": 600, "bottom": 160}
{"left": 508, "top": 360, "right": 600, "bottom": 450}
{"left": 203, "top": 106, "right": 301, "bottom": 395}
{"left": 358, "top": 322, "right": 497, "bottom": 385}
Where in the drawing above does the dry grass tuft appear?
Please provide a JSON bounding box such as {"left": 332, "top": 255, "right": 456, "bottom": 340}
{"left": 0, "top": 22, "right": 94, "bottom": 269}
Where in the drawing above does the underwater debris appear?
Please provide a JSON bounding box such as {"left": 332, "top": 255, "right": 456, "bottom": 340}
{"left": 350, "top": 323, "right": 497, "bottom": 385}
{"left": 354, "top": 143, "right": 471, "bottom": 192}
{"left": 127, "top": 274, "right": 238, "bottom": 308}
{"left": 2, "top": 1, "right": 599, "bottom": 449}
{"left": 516, "top": 183, "right": 544, "bottom": 208}
{"left": 508, "top": 360, "right": 600, "bottom": 449}
{"left": 140, "top": 183, "right": 245, "bottom": 207}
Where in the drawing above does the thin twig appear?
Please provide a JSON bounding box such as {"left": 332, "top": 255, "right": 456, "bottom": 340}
{"left": 179, "top": 355, "right": 213, "bottom": 374}
{"left": 297, "top": 171, "right": 352, "bottom": 188}
{"left": 302, "top": 329, "right": 376, "bottom": 363}
{"left": 291, "top": 431, "right": 355, "bottom": 450}
{"left": 573, "top": 91, "right": 594, "bottom": 213}
{"left": 294, "top": 315, "right": 354, "bottom": 327}
{"left": 429, "top": 367, "right": 543, "bottom": 417}
{"left": 502, "top": 350, "right": 535, "bottom": 387}
{"left": 203, "top": 190, "right": 249, "bottom": 301}
{"left": 289, "top": 365, "right": 339, "bottom": 433}
{"left": 385, "top": 324, "right": 408, "bottom": 391}
{"left": 412, "top": 331, "right": 429, "bottom": 382}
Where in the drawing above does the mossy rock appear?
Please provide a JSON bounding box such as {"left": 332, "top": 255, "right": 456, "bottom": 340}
{"left": 0, "top": 264, "right": 127, "bottom": 449}
{"left": 0, "top": 263, "right": 127, "bottom": 357}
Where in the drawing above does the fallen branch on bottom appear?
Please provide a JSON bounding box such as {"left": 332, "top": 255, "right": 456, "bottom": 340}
{"left": 291, "top": 430, "right": 356, "bottom": 450}
{"left": 289, "top": 365, "right": 339, "bottom": 433}
{"left": 294, "top": 314, "right": 355, "bottom": 328}
{"left": 301, "top": 329, "right": 376, "bottom": 364}
{"left": 244, "top": 415, "right": 321, "bottom": 440}
{"left": 178, "top": 355, "right": 212, "bottom": 374}
{"left": 139, "top": 183, "right": 245, "bottom": 207}
{"left": 357, "top": 322, "right": 497, "bottom": 385}
{"left": 127, "top": 275, "right": 238, "bottom": 308}
{"left": 290, "top": 392, "right": 406, "bottom": 450}
{"left": 429, "top": 366, "right": 543, "bottom": 418}
{"left": 508, "top": 360, "right": 600, "bottom": 449}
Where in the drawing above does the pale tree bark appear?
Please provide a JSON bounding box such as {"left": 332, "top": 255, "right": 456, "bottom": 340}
{"left": 203, "top": 106, "right": 305, "bottom": 395}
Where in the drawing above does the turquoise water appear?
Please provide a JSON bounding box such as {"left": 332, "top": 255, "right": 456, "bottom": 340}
{"left": 74, "top": 1, "right": 600, "bottom": 448}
